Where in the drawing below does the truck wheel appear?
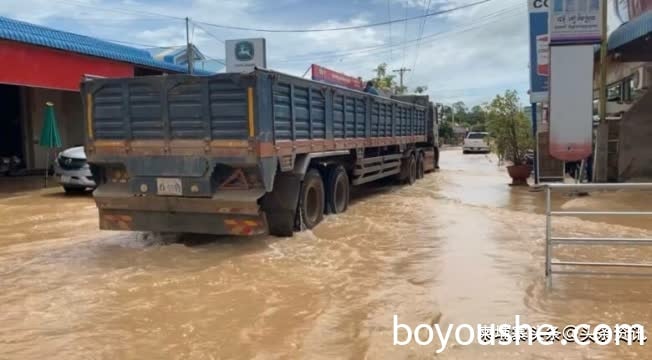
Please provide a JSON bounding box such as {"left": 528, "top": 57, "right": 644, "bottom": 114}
{"left": 300, "top": 169, "right": 325, "bottom": 229}
{"left": 326, "top": 165, "right": 349, "bottom": 214}
{"left": 406, "top": 154, "right": 417, "bottom": 185}
{"left": 416, "top": 152, "right": 425, "bottom": 179}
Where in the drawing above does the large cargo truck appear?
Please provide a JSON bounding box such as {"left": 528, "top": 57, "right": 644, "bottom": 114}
{"left": 81, "top": 69, "right": 440, "bottom": 236}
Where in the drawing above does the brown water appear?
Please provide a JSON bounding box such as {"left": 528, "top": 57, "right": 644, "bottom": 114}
{"left": 1, "top": 148, "right": 652, "bottom": 359}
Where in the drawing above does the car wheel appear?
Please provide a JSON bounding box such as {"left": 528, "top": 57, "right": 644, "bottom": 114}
{"left": 64, "top": 186, "right": 86, "bottom": 194}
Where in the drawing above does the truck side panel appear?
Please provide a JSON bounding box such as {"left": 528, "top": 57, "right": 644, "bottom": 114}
{"left": 257, "top": 71, "right": 428, "bottom": 160}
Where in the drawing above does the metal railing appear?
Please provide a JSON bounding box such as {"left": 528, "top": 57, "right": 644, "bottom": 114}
{"left": 545, "top": 183, "right": 652, "bottom": 285}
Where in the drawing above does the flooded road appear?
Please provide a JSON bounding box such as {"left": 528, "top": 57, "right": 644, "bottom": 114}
{"left": 1, "top": 147, "right": 652, "bottom": 359}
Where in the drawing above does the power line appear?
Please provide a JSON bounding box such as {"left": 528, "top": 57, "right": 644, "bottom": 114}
{"left": 275, "top": 8, "right": 522, "bottom": 67}
{"left": 53, "top": 0, "right": 181, "bottom": 20}
{"left": 193, "top": 22, "right": 226, "bottom": 44}
{"left": 401, "top": 0, "right": 409, "bottom": 68}
{"left": 387, "top": 0, "right": 393, "bottom": 62}
{"left": 195, "top": 0, "right": 492, "bottom": 33}
{"left": 410, "top": 0, "right": 432, "bottom": 81}
{"left": 271, "top": 5, "right": 522, "bottom": 64}
{"left": 54, "top": 0, "right": 492, "bottom": 34}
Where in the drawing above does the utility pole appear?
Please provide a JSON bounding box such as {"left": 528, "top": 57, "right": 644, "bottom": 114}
{"left": 594, "top": 0, "right": 608, "bottom": 181}
{"left": 392, "top": 67, "right": 411, "bottom": 92}
{"left": 186, "top": 17, "right": 193, "bottom": 75}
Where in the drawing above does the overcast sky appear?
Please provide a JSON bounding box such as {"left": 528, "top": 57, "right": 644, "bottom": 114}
{"left": 1, "top": 0, "right": 624, "bottom": 106}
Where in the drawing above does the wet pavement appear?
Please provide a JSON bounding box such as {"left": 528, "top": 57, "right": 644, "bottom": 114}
{"left": 1, "top": 147, "right": 652, "bottom": 359}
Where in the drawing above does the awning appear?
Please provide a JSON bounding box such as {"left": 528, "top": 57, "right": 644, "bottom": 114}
{"left": 608, "top": 10, "right": 652, "bottom": 51}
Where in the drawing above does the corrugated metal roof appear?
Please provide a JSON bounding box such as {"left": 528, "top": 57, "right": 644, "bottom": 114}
{"left": 608, "top": 10, "right": 652, "bottom": 51}
{"left": 0, "top": 16, "right": 213, "bottom": 75}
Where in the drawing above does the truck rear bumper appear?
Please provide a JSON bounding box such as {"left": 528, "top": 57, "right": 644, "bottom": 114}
{"left": 94, "top": 188, "right": 269, "bottom": 235}
{"left": 99, "top": 209, "right": 268, "bottom": 236}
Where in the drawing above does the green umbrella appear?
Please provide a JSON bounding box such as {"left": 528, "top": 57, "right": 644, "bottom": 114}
{"left": 39, "top": 102, "right": 62, "bottom": 148}
{"left": 39, "top": 102, "right": 62, "bottom": 187}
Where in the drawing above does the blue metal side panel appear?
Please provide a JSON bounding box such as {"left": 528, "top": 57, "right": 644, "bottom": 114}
{"left": 310, "top": 88, "right": 326, "bottom": 139}
{"left": 293, "top": 85, "right": 310, "bottom": 140}
{"left": 88, "top": 73, "right": 249, "bottom": 141}
{"left": 168, "top": 81, "right": 203, "bottom": 139}
{"left": 208, "top": 78, "right": 248, "bottom": 139}
{"left": 370, "top": 102, "right": 380, "bottom": 137}
{"left": 93, "top": 83, "right": 124, "bottom": 139}
{"left": 129, "top": 81, "right": 163, "bottom": 139}
{"left": 356, "top": 98, "right": 366, "bottom": 138}
{"left": 272, "top": 82, "right": 292, "bottom": 140}
{"left": 333, "top": 94, "right": 345, "bottom": 138}
{"left": 344, "top": 97, "right": 355, "bottom": 138}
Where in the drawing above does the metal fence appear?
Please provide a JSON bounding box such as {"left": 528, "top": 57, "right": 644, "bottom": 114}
{"left": 545, "top": 183, "right": 652, "bottom": 285}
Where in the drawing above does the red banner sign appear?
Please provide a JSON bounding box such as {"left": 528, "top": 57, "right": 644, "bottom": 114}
{"left": 311, "top": 64, "right": 363, "bottom": 91}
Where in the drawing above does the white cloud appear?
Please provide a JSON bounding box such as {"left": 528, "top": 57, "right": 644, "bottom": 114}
{"left": 0, "top": 0, "right": 567, "bottom": 105}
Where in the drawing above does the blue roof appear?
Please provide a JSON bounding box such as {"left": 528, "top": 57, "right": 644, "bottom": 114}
{"left": 608, "top": 10, "right": 652, "bottom": 51}
{"left": 0, "top": 16, "right": 213, "bottom": 75}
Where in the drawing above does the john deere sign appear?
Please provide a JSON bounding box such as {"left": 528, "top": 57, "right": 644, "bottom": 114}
{"left": 225, "top": 38, "right": 266, "bottom": 73}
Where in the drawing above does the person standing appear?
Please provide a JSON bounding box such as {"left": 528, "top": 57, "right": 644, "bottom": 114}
{"left": 363, "top": 81, "right": 379, "bottom": 95}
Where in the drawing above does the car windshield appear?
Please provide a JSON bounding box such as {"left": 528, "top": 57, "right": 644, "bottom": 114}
{"left": 467, "top": 133, "right": 486, "bottom": 139}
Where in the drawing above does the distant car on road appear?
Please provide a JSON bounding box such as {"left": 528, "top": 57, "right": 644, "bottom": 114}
{"left": 54, "top": 146, "right": 95, "bottom": 194}
{"left": 463, "top": 132, "right": 490, "bottom": 154}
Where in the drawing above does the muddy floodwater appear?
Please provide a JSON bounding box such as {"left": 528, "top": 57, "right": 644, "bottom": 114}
{"left": 1, "top": 148, "right": 652, "bottom": 359}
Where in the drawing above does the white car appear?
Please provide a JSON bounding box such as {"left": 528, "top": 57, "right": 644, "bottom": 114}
{"left": 463, "top": 132, "right": 490, "bottom": 154}
{"left": 54, "top": 146, "right": 95, "bottom": 193}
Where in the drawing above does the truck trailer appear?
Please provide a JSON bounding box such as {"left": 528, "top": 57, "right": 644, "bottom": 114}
{"left": 81, "top": 69, "right": 440, "bottom": 237}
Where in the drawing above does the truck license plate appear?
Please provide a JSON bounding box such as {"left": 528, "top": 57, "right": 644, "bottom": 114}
{"left": 156, "top": 178, "right": 182, "bottom": 196}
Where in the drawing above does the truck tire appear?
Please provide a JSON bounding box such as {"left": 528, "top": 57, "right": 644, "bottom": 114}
{"left": 262, "top": 172, "right": 302, "bottom": 237}
{"left": 299, "top": 169, "right": 325, "bottom": 229}
{"left": 406, "top": 154, "right": 417, "bottom": 185}
{"left": 416, "top": 152, "right": 425, "bottom": 179}
{"left": 326, "top": 165, "right": 349, "bottom": 214}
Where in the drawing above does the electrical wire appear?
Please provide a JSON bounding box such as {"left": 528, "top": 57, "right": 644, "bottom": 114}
{"left": 271, "top": 5, "right": 522, "bottom": 64}
{"left": 387, "top": 0, "right": 393, "bottom": 62}
{"left": 409, "top": 0, "right": 432, "bottom": 82}
{"left": 193, "top": 22, "right": 226, "bottom": 44}
{"left": 274, "top": 8, "right": 523, "bottom": 67}
{"left": 192, "top": 0, "right": 493, "bottom": 33}
{"left": 54, "top": 0, "right": 491, "bottom": 33}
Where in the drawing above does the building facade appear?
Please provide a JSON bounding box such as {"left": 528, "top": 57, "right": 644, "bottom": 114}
{"left": 0, "top": 16, "right": 212, "bottom": 172}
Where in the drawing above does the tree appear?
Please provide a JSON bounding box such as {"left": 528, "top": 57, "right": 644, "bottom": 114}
{"left": 486, "top": 90, "right": 532, "bottom": 166}
{"left": 371, "top": 63, "right": 397, "bottom": 91}
{"left": 438, "top": 120, "right": 454, "bottom": 143}
{"left": 414, "top": 85, "right": 428, "bottom": 94}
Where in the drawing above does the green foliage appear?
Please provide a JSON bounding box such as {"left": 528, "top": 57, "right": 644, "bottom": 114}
{"left": 369, "top": 64, "right": 426, "bottom": 95}
{"left": 371, "top": 63, "right": 397, "bottom": 91}
{"left": 486, "top": 90, "right": 533, "bottom": 165}
{"left": 414, "top": 85, "right": 428, "bottom": 94}
{"left": 438, "top": 120, "right": 454, "bottom": 143}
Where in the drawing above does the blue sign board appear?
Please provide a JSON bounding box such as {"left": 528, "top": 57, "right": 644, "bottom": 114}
{"left": 529, "top": 0, "right": 549, "bottom": 103}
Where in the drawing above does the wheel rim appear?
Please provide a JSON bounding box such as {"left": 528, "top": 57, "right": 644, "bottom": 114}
{"left": 305, "top": 185, "right": 320, "bottom": 223}
{"left": 334, "top": 174, "right": 347, "bottom": 212}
